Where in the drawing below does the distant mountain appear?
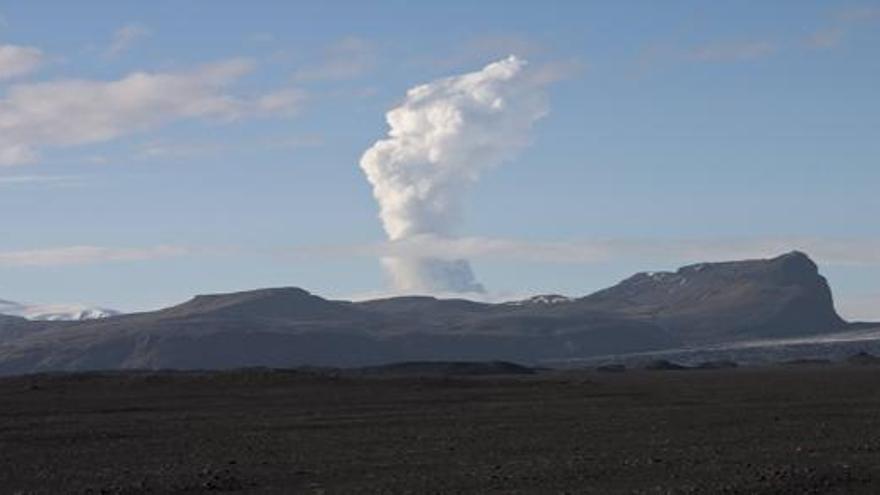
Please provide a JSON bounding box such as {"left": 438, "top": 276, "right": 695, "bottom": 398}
{"left": 0, "top": 299, "right": 21, "bottom": 315}
{"left": 0, "top": 252, "right": 855, "bottom": 375}
{"left": 157, "top": 287, "right": 359, "bottom": 320}
{"left": 0, "top": 300, "right": 120, "bottom": 321}
{"left": 573, "top": 251, "right": 846, "bottom": 344}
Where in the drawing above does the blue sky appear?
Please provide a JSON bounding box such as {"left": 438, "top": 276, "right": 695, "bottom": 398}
{"left": 0, "top": 1, "right": 878, "bottom": 319}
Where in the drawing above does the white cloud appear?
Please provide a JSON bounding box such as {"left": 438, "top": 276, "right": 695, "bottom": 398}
{"left": 106, "top": 23, "right": 151, "bottom": 57}
{"left": 293, "top": 37, "right": 376, "bottom": 82}
{"left": 0, "top": 59, "right": 306, "bottom": 166}
{"left": 0, "top": 44, "right": 43, "bottom": 80}
{"left": 0, "top": 245, "right": 189, "bottom": 267}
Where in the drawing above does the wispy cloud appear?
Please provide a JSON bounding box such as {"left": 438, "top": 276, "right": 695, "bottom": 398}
{"left": 254, "top": 87, "right": 307, "bottom": 116}
{"left": 138, "top": 140, "right": 225, "bottom": 159}
{"left": 0, "top": 44, "right": 43, "bottom": 80}
{"left": 632, "top": 37, "right": 777, "bottom": 78}
{"left": 0, "top": 245, "right": 190, "bottom": 267}
{"left": 837, "top": 6, "right": 880, "bottom": 23}
{"left": 13, "top": 237, "right": 875, "bottom": 269}
{"left": 0, "top": 59, "right": 306, "bottom": 166}
{"left": 281, "top": 236, "right": 880, "bottom": 268}
{"left": 264, "top": 133, "right": 325, "bottom": 149}
{"left": 419, "top": 33, "right": 585, "bottom": 83}
{"left": 0, "top": 175, "right": 83, "bottom": 187}
{"left": 806, "top": 6, "right": 880, "bottom": 50}
{"left": 292, "top": 36, "right": 376, "bottom": 82}
{"left": 106, "top": 23, "right": 150, "bottom": 58}
{"left": 433, "top": 34, "right": 543, "bottom": 69}
{"left": 807, "top": 26, "right": 846, "bottom": 49}
{"left": 136, "top": 132, "right": 322, "bottom": 160}
{"left": 689, "top": 40, "right": 778, "bottom": 62}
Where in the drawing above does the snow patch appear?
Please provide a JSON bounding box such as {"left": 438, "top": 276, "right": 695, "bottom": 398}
{"left": 506, "top": 294, "right": 573, "bottom": 306}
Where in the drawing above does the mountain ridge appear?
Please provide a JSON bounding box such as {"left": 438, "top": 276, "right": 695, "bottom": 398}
{"left": 0, "top": 251, "right": 856, "bottom": 375}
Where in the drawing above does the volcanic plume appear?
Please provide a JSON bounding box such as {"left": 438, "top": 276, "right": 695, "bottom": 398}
{"left": 359, "top": 56, "right": 549, "bottom": 293}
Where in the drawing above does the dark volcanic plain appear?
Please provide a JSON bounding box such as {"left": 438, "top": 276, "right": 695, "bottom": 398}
{"left": 3, "top": 365, "right": 880, "bottom": 494}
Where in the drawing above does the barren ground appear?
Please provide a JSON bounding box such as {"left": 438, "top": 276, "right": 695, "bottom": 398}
{"left": 2, "top": 366, "right": 880, "bottom": 494}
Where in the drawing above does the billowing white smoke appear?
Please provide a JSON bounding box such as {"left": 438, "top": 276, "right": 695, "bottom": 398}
{"left": 359, "top": 56, "right": 549, "bottom": 294}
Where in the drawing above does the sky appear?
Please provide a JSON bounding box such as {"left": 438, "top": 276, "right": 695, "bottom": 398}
{"left": 0, "top": 1, "right": 878, "bottom": 320}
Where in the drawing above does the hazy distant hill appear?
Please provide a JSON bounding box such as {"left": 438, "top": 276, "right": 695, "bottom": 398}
{"left": 0, "top": 252, "right": 853, "bottom": 375}
{"left": 0, "top": 298, "right": 119, "bottom": 322}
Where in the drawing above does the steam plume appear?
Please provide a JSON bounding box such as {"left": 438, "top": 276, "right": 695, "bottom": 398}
{"left": 359, "top": 56, "right": 549, "bottom": 293}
